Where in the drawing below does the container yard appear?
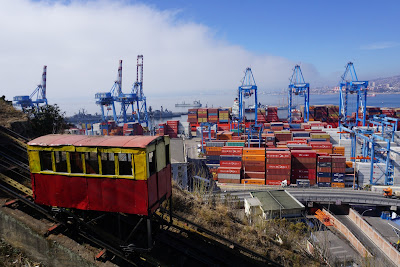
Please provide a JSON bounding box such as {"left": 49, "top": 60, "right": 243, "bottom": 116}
{"left": 169, "top": 102, "right": 400, "bottom": 189}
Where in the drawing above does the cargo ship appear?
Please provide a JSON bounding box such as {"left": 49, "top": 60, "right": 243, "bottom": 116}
{"left": 175, "top": 100, "right": 202, "bottom": 108}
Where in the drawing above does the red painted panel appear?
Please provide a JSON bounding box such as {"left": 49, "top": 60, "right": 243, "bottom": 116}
{"left": 86, "top": 178, "right": 148, "bottom": 215}
{"left": 32, "top": 173, "right": 88, "bottom": 210}
{"left": 157, "top": 167, "right": 167, "bottom": 200}
{"left": 148, "top": 174, "right": 158, "bottom": 208}
{"left": 32, "top": 173, "right": 150, "bottom": 215}
{"left": 165, "top": 164, "right": 172, "bottom": 199}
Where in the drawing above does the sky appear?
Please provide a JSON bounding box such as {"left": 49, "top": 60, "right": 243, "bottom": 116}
{"left": 1, "top": 0, "right": 400, "bottom": 115}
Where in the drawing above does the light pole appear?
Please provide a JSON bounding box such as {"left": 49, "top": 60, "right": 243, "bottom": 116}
{"left": 361, "top": 208, "right": 373, "bottom": 216}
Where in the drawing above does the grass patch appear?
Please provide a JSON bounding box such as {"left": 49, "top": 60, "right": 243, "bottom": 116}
{"left": 171, "top": 184, "right": 322, "bottom": 267}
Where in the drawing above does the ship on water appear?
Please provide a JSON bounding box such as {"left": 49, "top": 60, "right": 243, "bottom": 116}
{"left": 175, "top": 100, "right": 202, "bottom": 108}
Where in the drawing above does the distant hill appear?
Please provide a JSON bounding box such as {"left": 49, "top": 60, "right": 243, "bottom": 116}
{"left": 369, "top": 74, "right": 400, "bottom": 91}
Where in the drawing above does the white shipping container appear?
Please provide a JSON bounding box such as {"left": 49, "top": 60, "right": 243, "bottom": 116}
{"left": 217, "top": 173, "right": 241, "bottom": 180}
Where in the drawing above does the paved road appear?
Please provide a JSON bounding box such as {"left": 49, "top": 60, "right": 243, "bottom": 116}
{"left": 364, "top": 216, "right": 400, "bottom": 244}
{"left": 170, "top": 139, "right": 184, "bottom": 163}
{"left": 335, "top": 215, "right": 395, "bottom": 267}
{"left": 215, "top": 185, "right": 400, "bottom": 207}
{"left": 313, "top": 230, "right": 359, "bottom": 264}
{"left": 184, "top": 138, "right": 200, "bottom": 160}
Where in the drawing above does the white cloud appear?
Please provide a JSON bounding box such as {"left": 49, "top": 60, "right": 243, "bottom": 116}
{"left": 0, "top": 0, "right": 320, "bottom": 114}
{"left": 360, "top": 42, "right": 399, "bottom": 50}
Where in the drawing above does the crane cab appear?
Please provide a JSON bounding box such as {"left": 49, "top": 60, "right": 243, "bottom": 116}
{"left": 383, "top": 187, "right": 393, "bottom": 198}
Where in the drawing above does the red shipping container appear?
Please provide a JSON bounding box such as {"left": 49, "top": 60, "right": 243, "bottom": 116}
{"left": 217, "top": 167, "right": 241, "bottom": 174}
{"left": 266, "top": 164, "right": 291, "bottom": 170}
{"left": 265, "top": 180, "right": 290, "bottom": 185}
{"left": 291, "top": 150, "right": 317, "bottom": 157}
{"left": 244, "top": 165, "right": 265, "bottom": 172}
{"left": 220, "top": 161, "right": 242, "bottom": 168}
{"left": 266, "top": 151, "right": 291, "bottom": 158}
{"left": 218, "top": 178, "right": 241, "bottom": 184}
{"left": 266, "top": 169, "right": 291, "bottom": 175}
{"left": 244, "top": 172, "right": 265, "bottom": 179}
{"left": 291, "top": 169, "right": 316, "bottom": 175}
{"left": 221, "top": 147, "right": 243, "bottom": 156}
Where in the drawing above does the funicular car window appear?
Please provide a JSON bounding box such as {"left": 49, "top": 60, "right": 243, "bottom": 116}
{"left": 85, "top": 152, "right": 99, "bottom": 174}
{"left": 118, "top": 153, "right": 133, "bottom": 176}
{"left": 101, "top": 152, "right": 115, "bottom": 175}
{"left": 148, "top": 151, "right": 156, "bottom": 176}
{"left": 39, "top": 151, "right": 53, "bottom": 171}
{"left": 70, "top": 152, "right": 83, "bottom": 173}
{"left": 55, "top": 151, "right": 67, "bottom": 172}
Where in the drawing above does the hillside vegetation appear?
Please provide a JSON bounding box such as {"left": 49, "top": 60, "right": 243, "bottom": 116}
{"left": 172, "top": 184, "right": 322, "bottom": 267}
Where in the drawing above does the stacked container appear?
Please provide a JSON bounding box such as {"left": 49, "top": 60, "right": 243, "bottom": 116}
{"left": 205, "top": 141, "right": 224, "bottom": 164}
{"left": 208, "top": 108, "right": 219, "bottom": 123}
{"left": 123, "top": 122, "right": 143, "bottom": 136}
{"left": 291, "top": 150, "right": 317, "bottom": 185}
{"left": 257, "top": 108, "right": 267, "bottom": 124}
{"left": 327, "top": 105, "right": 339, "bottom": 127}
{"left": 333, "top": 146, "right": 345, "bottom": 156}
{"left": 266, "top": 150, "right": 291, "bottom": 185}
{"left": 317, "top": 155, "right": 331, "bottom": 187}
{"left": 218, "top": 108, "right": 230, "bottom": 123}
{"left": 157, "top": 123, "right": 167, "bottom": 136}
{"left": 309, "top": 106, "right": 315, "bottom": 121}
{"left": 310, "top": 133, "right": 330, "bottom": 142}
{"left": 264, "top": 133, "right": 276, "bottom": 148}
{"left": 275, "top": 131, "right": 293, "bottom": 143}
{"left": 218, "top": 146, "right": 242, "bottom": 184}
{"left": 267, "top": 107, "right": 279, "bottom": 122}
{"left": 166, "top": 120, "right": 179, "bottom": 138}
{"left": 331, "top": 155, "right": 346, "bottom": 188}
{"left": 197, "top": 108, "right": 208, "bottom": 123}
{"left": 381, "top": 108, "right": 395, "bottom": 117}
{"left": 270, "top": 122, "right": 284, "bottom": 131}
{"left": 242, "top": 148, "right": 266, "bottom": 185}
{"left": 187, "top": 109, "right": 198, "bottom": 123}
{"left": 310, "top": 141, "right": 333, "bottom": 154}
{"left": 314, "top": 106, "right": 328, "bottom": 122}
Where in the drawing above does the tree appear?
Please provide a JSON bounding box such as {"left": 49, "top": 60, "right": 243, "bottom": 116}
{"left": 27, "top": 104, "right": 69, "bottom": 137}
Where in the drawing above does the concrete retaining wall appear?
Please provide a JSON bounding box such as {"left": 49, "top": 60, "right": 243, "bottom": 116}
{"left": 322, "top": 209, "right": 372, "bottom": 258}
{"left": 0, "top": 204, "right": 115, "bottom": 267}
{"left": 349, "top": 208, "right": 400, "bottom": 266}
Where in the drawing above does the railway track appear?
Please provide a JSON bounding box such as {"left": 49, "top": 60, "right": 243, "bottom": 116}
{"left": 0, "top": 127, "right": 281, "bottom": 266}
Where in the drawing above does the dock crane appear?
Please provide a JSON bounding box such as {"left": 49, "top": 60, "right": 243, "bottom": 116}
{"left": 339, "top": 62, "right": 368, "bottom": 128}
{"left": 95, "top": 61, "right": 121, "bottom": 122}
{"left": 288, "top": 65, "right": 310, "bottom": 123}
{"left": 14, "top": 65, "right": 48, "bottom": 109}
{"left": 337, "top": 63, "right": 398, "bottom": 185}
{"left": 131, "top": 55, "right": 149, "bottom": 128}
{"left": 95, "top": 56, "right": 149, "bottom": 127}
{"left": 238, "top": 67, "right": 258, "bottom": 124}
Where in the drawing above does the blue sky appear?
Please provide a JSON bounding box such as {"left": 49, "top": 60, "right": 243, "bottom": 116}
{"left": 139, "top": 0, "right": 400, "bottom": 78}
{"left": 2, "top": 0, "right": 400, "bottom": 114}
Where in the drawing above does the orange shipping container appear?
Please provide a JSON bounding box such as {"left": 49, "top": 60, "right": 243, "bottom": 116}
{"left": 241, "top": 179, "right": 265, "bottom": 185}
{"left": 243, "top": 155, "right": 266, "bottom": 162}
{"left": 331, "top": 182, "right": 345, "bottom": 188}
{"left": 242, "top": 148, "right": 266, "bottom": 155}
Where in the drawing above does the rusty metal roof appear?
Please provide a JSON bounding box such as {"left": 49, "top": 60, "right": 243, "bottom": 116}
{"left": 28, "top": 134, "right": 160, "bottom": 148}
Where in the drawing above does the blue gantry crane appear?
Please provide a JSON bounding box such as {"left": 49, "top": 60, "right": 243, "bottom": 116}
{"left": 238, "top": 67, "right": 258, "bottom": 124}
{"left": 14, "top": 65, "right": 48, "bottom": 109}
{"left": 132, "top": 55, "right": 149, "bottom": 128}
{"left": 288, "top": 65, "right": 310, "bottom": 123}
{"left": 337, "top": 61, "right": 397, "bottom": 185}
{"left": 339, "top": 62, "right": 369, "bottom": 128}
{"left": 95, "top": 56, "right": 149, "bottom": 127}
{"left": 95, "top": 60, "right": 121, "bottom": 122}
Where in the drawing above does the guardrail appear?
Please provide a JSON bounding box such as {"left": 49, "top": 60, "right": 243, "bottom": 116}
{"left": 321, "top": 208, "right": 372, "bottom": 258}
{"left": 348, "top": 208, "right": 400, "bottom": 266}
